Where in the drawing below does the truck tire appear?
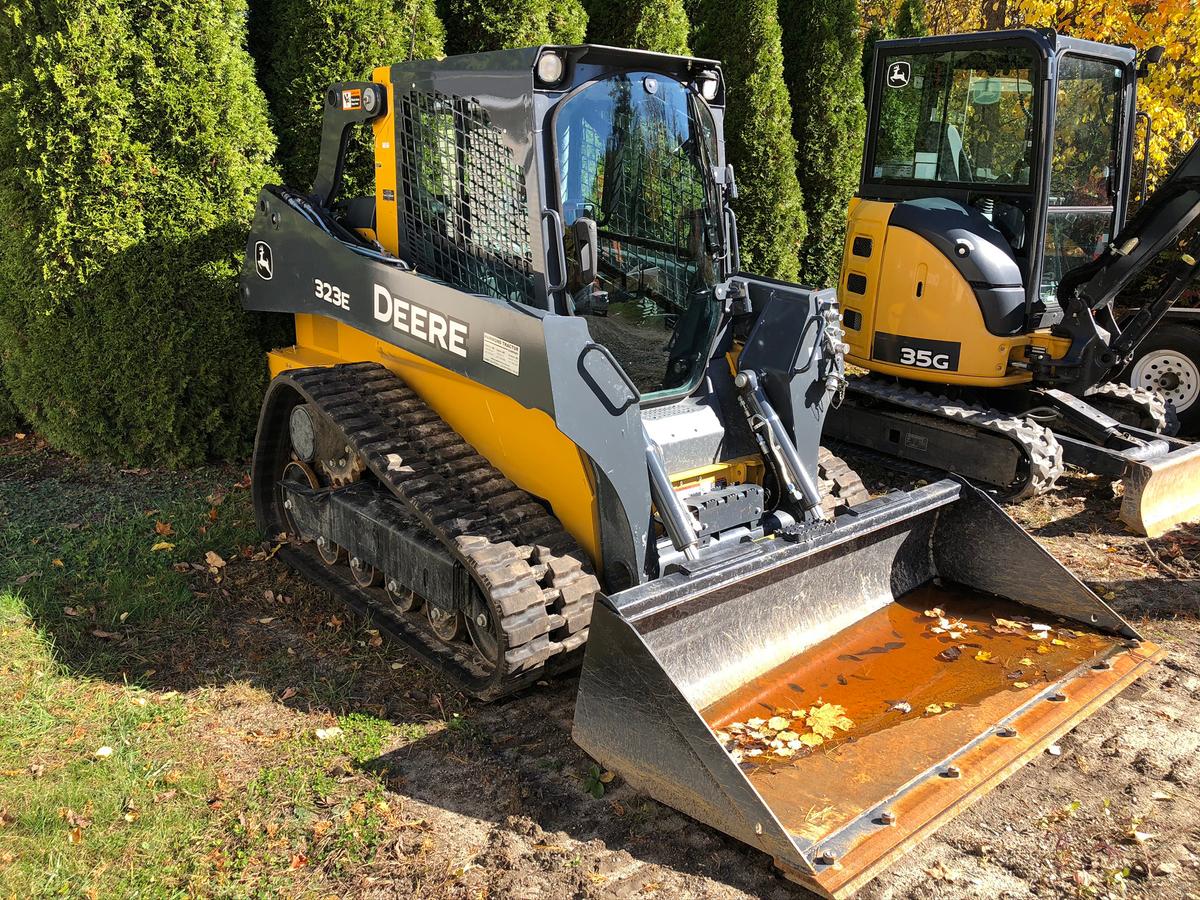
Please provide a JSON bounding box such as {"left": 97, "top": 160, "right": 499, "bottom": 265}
{"left": 1126, "top": 322, "right": 1200, "bottom": 436}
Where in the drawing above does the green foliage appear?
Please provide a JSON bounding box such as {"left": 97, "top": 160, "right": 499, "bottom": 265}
{"left": 586, "top": 0, "right": 690, "bottom": 55}
{"left": 0, "top": 0, "right": 278, "bottom": 465}
{"left": 442, "top": 0, "right": 587, "bottom": 55}
{"left": 692, "top": 0, "right": 805, "bottom": 280}
{"left": 249, "top": 0, "right": 444, "bottom": 195}
{"left": 0, "top": 385, "right": 21, "bottom": 436}
{"left": 896, "top": 0, "right": 928, "bottom": 38}
{"left": 862, "top": 21, "right": 890, "bottom": 99}
{"left": 780, "top": 0, "right": 865, "bottom": 287}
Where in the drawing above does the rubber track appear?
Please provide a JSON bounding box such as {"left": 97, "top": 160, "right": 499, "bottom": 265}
{"left": 280, "top": 362, "right": 600, "bottom": 684}
{"left": 817, "top": 447, "right": 871, "bottom": 515}
{"left": 844, "top": 376, "right": 1064, "bottom": 501}
{"left": 1085, "top": 381, "right": 1175, "bottom": 434}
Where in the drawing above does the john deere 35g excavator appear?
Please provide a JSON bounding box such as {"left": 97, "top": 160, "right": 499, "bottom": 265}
{"left": 241, "top": 45, "right": 1159, "bottom": 897}
{"left": 827, "top": 29, "right": 1200, "bottom": 536}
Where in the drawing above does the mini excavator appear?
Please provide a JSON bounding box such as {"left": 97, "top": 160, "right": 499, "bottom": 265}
{"left": 240, "top": 44, "right": 1160, "bottom": 897}
{"left": 828, "top": 29, "right": 1200, "bottom": 536}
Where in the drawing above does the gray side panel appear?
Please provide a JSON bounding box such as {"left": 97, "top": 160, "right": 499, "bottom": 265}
{"left": 242, "top": 189, "right": 652, "bottom": 580}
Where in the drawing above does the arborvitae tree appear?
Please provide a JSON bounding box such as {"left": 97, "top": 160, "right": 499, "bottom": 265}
{"left": 0, "top": 0, "right": 277, "bottom": 464}
{"left": 692, "top": 0, "right": 805, "bottom": 280}
{"left": 780, "top": 0, "right": 866, "bottom": 287}
{"left": 586, "top": 0, "right": 690, "bottom": 55}
{"left": 896, "top": 0, "right": 928, "bottom": 37}
{"left": 249, "top": 0, "right": 444, "bottom": 196}
{"left": 862, "top": 21, "right": 890, "bottom": 99}
{"left": 441, "top": 0, "right": 587, "bottom": 55}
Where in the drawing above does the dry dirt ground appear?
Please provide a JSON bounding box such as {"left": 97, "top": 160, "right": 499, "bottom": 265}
{"left": 5, "top": 437, "right": 1200, "bottom": 899}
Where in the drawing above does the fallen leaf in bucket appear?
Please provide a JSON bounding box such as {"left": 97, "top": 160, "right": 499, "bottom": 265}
{"left": 1036, "top": 645, "right": 1053, "bottom": 655}
{"left": 1013, "top": 682, "right": 1029, "bottom": 689}
{"left": 1051, "top": 638, "right": 1071, "bottom": 647}
{"left": 974, "top": 650, "right": 993, "bottom": 662}
{"left": 925, "top": 704, "right": 943, "bottom": 715}
{"left": 767, "top": 716, "right": 790, "bottom": 731}
{"left": 936, "top": 646, "right": 962, "bottom": 662}
{"left": 798, "top": 733, "right": 824, "bottom": 747}
{"left": 806, "top": 702, "right": 853, "bottom": 739}
{"left": 923, "top": 608, "right": 946, "bottom": 619}
{"left": 1019, "top": 657, "right": 1034, "bottom": 666}
{"left": 888, "top": 700, "right": 912, "bottom": 714}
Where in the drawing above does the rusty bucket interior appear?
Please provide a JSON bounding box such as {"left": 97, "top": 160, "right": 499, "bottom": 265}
{"left": 573, "top": 480, "right": 1161, "bottom": 898}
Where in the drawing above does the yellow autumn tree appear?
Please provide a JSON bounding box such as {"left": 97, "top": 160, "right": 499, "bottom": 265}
{"left": 1012, "top": 0, "right": 1200, "bottom": 191}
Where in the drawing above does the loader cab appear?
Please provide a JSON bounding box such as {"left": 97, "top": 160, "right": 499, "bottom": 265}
{"left": 856, "top": 30, "right": 1137, "bottom": 332}
{"left": 538, "top": 48, "right": 732, "bottom": 402}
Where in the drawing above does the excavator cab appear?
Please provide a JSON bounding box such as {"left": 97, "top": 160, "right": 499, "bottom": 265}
{"left": 239, "top": 44, "right": 1161, "bottom": 897}
{"left": 843, "top": 29, "right": 1139, "bottom": 380}
{"left": 830, "top": 29, "right": 1200, "bottom": 535}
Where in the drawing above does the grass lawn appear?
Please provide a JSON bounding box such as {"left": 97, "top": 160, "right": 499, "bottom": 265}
{"left": 0, "top": 437, "right": 436, "bottom": 897}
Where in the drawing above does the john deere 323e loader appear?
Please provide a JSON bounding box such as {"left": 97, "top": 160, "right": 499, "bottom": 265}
{"left": 240, "top": 45, "right": 1160, "bottom": 897}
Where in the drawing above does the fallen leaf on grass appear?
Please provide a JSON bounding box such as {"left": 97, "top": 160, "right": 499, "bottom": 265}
{"left": 154, "top": 521, "right": 174, "bottom": 537}
{"left": 278, "top": 687, "right": 297, "bottom": 701}
{"left": 52, "top": 559, "right": 64, "bottom": 568}
{"left": 91, "top": 630, "right": 121, "bottom": 640}
{"left": 64, "top": 607, "right": 82, "bottom": 617}
{"left": 311, "top": 819, "right": 332, "bottom": 839}
{"left": 289, "top": 853, "right": 308, "bottom": 869}
{"left": 257, "top": 617, "right": 275, "bottom": 625}
{"left": 14, "top": 573, "right": 35, "bottom": 585}
{"left": 205, "top": 551, "right": 226, "bottom": 569}
{"left": 67, "top": 826, "right": 83, "bottom": 845}
{"left": 93, "top": 746, "right": 113, "bottom": 758}
{"left": 315, "top": 727, "right": 343, "bottom": 741}
{"left": 151, "top": 542, "right": 174, "bottom": 552}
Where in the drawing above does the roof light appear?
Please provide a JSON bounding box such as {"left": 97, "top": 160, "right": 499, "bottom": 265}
{"left": 536, "top": 51, "right": 565, "bottom": 86}
{"left": 695, "top": 70, "right": 719, "bottom": 101}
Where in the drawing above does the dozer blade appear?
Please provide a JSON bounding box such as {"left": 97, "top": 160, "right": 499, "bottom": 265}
{"left": 1120, "top": 441, "right": 1200, "bottom": 537}
{"left": 573, "top": 480, "right": 1161, "bottom": 899}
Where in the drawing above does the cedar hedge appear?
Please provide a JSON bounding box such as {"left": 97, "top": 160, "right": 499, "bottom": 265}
{"left": 692, "top": 0, "right": 806, "bottom": 281}
{"left": 441, "top": 0, "right": 586, "bottom": 55}
{"left": 587, "top": 0, "right": 690, "bottom": 55}
{"left": 249, "top": 0, "right": 445, "bottom": 197}
{"left": 781, "top": 0, "right": 866, "bottom": 287}
{"left": 0, "top": 0, "right": 277, "bottom": 465}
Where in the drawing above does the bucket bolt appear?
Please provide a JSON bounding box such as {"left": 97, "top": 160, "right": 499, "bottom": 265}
{"left": 1093, "top": 659, "right": 1113, "bottom": 671}
{"left": 1048, "top": 692, "right": 1068, "bottom": 703}
{"left": 877, "top": 810, "right": 897, "bottom": 826}
{"left": 940, "top": 765, "right": 962, "bottom": 779}
{"left": 815, "top": 849, "right": 838, "bottom": 865}
{"left": 997, "top": 726, "right": 1018, "bottom": 738}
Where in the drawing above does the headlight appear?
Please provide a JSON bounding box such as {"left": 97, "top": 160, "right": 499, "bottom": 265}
{"left": 536, "top": 51, "right": 565, "bottom": 86}
{"left": 695, "top": 70, "right": 719, "bottom": 101}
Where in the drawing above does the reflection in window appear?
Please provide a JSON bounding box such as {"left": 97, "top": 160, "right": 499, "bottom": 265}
{"left": 555, "top": 73, "right": 723, "bottom": 399}
{"left": 1041, "top": 57, "right": 1123, "bottom": 300}
{"left": 871, "top": 47, "right": 1036, "bottom": 187}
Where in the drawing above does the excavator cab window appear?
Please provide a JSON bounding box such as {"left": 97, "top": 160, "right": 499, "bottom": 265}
{"left": 1040, "top": 56, "right": 1125, "bottom": 302}
{"left": 553, "top": 72, "right": 724, "bottom": 401}
{"left": 870, "top": 47, "right": 1037, "bottom": 188}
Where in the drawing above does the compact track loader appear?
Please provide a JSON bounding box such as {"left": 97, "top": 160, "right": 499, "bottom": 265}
{"left": 828, "top": 29, "right": 1200, "bottom": 536}
{"left": 240, "top": 45, "right": 1159, "bottom": 897}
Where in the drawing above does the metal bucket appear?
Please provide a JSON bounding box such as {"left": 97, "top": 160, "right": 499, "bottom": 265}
{"left": 573, "top": 479, "right": 1161, "bottom": 898}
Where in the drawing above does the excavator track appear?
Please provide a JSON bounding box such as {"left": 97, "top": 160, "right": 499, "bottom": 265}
{"left": 1084, "top": 381, "right": 1176, "bottom": 435}
{"left": 817, "top": 447, "right": 871, "bottom": 515}
{"left": 835, "top": 376, "right": 1064, "bottom": 501}
{"left": 255, "top": 362, "right": 600, "bottom": 700}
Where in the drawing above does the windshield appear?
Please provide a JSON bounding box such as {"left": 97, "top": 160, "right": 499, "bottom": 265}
{"left": 554, "top": 72, "right": 724, "bottom": 400}
{"left": 870, "top": 46, "right": 1037, "bottom": 187}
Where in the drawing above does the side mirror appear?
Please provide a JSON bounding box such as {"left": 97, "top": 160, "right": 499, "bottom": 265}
{"left": 572, "top": 217, "right": 599, "bottom": 285}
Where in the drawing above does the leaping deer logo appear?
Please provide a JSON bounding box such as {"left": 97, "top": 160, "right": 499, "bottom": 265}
{"left": 888, "top": 61, "right": 911, "bottom": 87}
{"left": 255, "top": 241, "right": 273, "bottom": 280}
